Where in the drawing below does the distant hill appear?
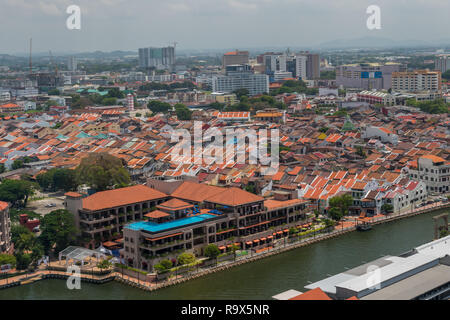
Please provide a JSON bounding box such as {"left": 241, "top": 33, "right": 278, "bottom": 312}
{"left": 316, "top": 37, "right": 444, "bottom": 49}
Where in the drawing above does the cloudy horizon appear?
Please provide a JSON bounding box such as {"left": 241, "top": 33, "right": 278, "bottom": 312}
{"left": 1, "top": 0, "right": 449, "bottom": 54}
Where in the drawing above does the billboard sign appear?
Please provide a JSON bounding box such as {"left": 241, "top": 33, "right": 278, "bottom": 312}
{"left": 361, "top": 71, "right": 382, "bottom": 79}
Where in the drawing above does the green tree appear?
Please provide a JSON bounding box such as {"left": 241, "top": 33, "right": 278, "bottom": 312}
{"left": 14, "top": 252, "right": 32, "bottom": 270}
{"left": 329, "top": 194, "right": 353, "bottom": 220}
{"left": 174, "top": 103, "right": 193, "bottom": 120}
{"left": 97, "top": 259, "right": 113, "bottom": 270}
{"left": 0, "top": 163, "right": 5, "bottom": 174}
{"left": 0, "top": 179, "right": 36, "bottom": 208}
{"left": 204, "top": 244, "right": 220, "bottom": 259}
{"left": 37, "top": 168, "right": 78, "bottom": 192}
{"left": 107, "top": 88, "right": 125, "bottom": 99}
{"left": 154, "top": 259, "right": 173, "bottom": 273}
{"left": 147, "top": 100, "right": 172, "bottom": 114}
{"left": 101, "top": 97, "right": 117, "bottom": 106}
{"left": 11, "top": 159, "right": 24, "bottom": 170}
{"left": 0, "top": 253, "right": 16, "bottom": 268}
{"left": 39, "top": 209, "right": 77, "bottom": 254}
{"left": 11, "top": 225, "right": 33, "bottom": 245}
{"left": 328, "top": 207, "right": 343, "bottom": 221}
{"left": 233, "top": 88, "right": 249, "bottom": 99}
{"left": 177, "top": 252, "right": 196, "bottom": 266}
{"left": 76, "top": 153, "right": 131, "bottom": 191}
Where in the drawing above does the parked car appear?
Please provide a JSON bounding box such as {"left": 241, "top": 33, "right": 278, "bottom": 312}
{"left": 45, "top": 203, "right": 56, "bottom": 208}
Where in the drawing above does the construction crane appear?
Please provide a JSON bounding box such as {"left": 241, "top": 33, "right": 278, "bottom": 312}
{"left": 29, "top": 38, "right": 32, "bottom": 75}
{"left": 48, "top": 50, "right": 58, "bottom": 75}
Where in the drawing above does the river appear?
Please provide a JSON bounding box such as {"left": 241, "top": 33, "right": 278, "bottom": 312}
{"left": 0, "top": 209, "right": 447, "bottom": 300}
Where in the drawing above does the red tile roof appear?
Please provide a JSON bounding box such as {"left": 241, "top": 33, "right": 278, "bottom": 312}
{"left": 0, "top": 201, "right": 8, "bottom": 211}
{"left": 82, "top": 185, "right": 167, "bottom": 211}
{"left": 205, "top": 187, "right": 263, "bottom": 206}
{"left": 289, "top": 288, "right": 332, "bottom": 300}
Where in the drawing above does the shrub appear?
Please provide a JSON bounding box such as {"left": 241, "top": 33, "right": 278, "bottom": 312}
{"left": 177, "top": 253, "right": 196, "bottom": 266}
{"left": 204, "top": 244, "right": 220, "bottom": 259}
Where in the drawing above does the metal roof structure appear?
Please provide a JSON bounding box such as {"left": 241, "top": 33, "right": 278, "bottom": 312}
{"left": 58, "top": 246, "right": 106, "bottom": 265}
{"left": 304, "top": 235, "right": 450, "bottom": 300}
{"left": 272, "top": 289, "right": 302, "bottom": 300}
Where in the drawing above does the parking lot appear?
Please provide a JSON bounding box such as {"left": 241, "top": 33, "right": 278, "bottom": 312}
{"left": 26, "top": 196, "right": 65, "bottom": 216}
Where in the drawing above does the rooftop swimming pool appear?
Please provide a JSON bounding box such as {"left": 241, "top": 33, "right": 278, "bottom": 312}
{"left": 125, "top": 213, "right": 217, "bottom": 233}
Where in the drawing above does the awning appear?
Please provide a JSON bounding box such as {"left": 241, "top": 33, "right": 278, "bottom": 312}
{"left": 261, "top": 237, "right": 266, "bottom": 241}
{"left": 277, "top": 231, "right": 283, "bottom": 234}
{"left": 253, "top": 239, "right": 260, "bottom": 243}
{"left": 145, "top": 232, "right": 183, "bottom": 242}
{"left": 218, "top": 246, "right": 226, "bottom": 250}
{"left": 246, "top": 241, "right": 252, "bottom": 245}
{"left": 273, "top": 232, "right": 277, "bottom": 236}
{"left": 234, "top": 242, "right": 240, "bottom": 247}
{"left": 283, "top": 229, "right": 289, "bottom": 233}
{"left": 267, "top": 235, "right": 273, "bottom": 239}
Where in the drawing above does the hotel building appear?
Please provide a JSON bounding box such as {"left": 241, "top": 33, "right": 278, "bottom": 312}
{"left": 120, "top": 181, "right": 310, "bottom": 272}
{"left": 65, "top": 185, "right": 169, "bottom": 249}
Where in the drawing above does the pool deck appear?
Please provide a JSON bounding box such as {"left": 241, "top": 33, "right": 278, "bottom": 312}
{"left": 125, "top": 212, "right": 220, "bottom": 233}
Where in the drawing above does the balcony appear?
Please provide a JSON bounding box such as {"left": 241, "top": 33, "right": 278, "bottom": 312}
{"left": 80, "top": 215, "right": 116, "bottom": 224}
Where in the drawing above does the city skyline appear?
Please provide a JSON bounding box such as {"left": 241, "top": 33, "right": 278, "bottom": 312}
{"left": 1, "top": 0, "right": 450, "bottom": 54}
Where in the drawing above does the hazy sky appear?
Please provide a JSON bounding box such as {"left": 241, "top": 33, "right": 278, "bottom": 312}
{"left": 1, "top": 0, "right": 449, "bottom": 54}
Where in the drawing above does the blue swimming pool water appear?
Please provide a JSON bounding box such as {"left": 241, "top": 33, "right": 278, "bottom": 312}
{"left": 125, "top": 213, "right": 217, "bottom": 233}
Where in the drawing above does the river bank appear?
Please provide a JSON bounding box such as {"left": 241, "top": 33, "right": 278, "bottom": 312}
{"left": 1, "top": 202, "right": 448, "bottom": 299}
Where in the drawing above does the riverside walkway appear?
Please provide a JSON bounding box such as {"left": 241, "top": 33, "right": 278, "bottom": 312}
{"left": 1, "top": 201, "right": 448, "bottom": 292}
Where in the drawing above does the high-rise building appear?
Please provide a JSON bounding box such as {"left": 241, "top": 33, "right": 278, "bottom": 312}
{"left": 212, "top": 64, "right": 269, "bottom": 96}
{"left": 222, "top": 50, "right": 249, "bottom": 68}
{"left": 435, "top": 55, "right": 450, "bottom": 73}
{"left": 294, "top": 55, "right": 307, "bottom": 80}
{"left": 263, "top": 52, "right": 313, "bottom": 80}
{"left": 305, "top": 53, "right": 320, "bottom": 80}
{"left": 336, "top": 63, "right": 405, "bottom": 90}
{"left": 138, "top": 46, "right": 175, "bottom": 70}
{"left": 0, "top": 201, "right": 12, "bottom": 254}
{"left": 67, "top": 56, "right": 77, "bottom": 71}
{"left": 391, "top": 70, "right": 441, "bottom": 93}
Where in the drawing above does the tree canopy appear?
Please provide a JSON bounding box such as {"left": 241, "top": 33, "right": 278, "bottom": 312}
{"left": 0, "top": 179, "right": 36, "bottom": 208}
{"left": 147, "top": 100, "right": 172, "bottom": 114}
{"left": 328, "top": 194, "right": 353, "bottom": 221}
{"left": 39, "top": 209, "right": 77, "bottom": 254}
{"left": 174, "top": 103, "right": 193, "bottom": 120}
{"left": 76, "top": 153, "right": 131, "bottom": 191}
{"left": 406, "top": 98, "right": 449, "bottom": 114}
{"left": 36, "top": 168, "right": 78, "bottom": 192}
{"left": 204, "top": 244, "right": 220, "bottom": 259}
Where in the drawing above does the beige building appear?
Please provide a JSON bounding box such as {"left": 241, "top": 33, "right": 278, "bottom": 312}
{"left": 211, "top": 92, "right": 238, "bottom": 105}
{"left": 391, "top": 70, "right": 441, "bottom": 93}
{"left": 0, "top": 201, "right": 12, "bottom": 254}
{"left": 222, "top": 50, "right": 249, "bottom": 69}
